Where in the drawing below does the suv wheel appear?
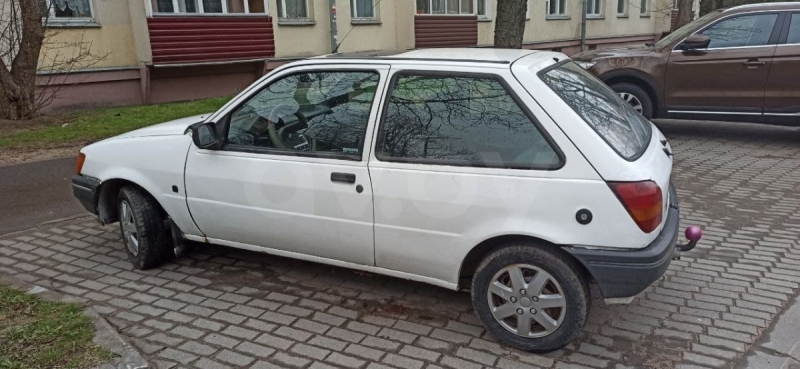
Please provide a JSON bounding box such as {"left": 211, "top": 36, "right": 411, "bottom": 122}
{"left": 471, "top": 244, "right": 589, "bottom": 353}
{"left": 612, "top": 82, "right": 653, "bottom": 119}
{"left": 118, "top": 186, "right": 172, "bottom": 269}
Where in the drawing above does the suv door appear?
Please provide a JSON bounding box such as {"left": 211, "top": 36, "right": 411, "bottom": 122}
{"left": 184, "top": 65, "right": 387, "bottom": 266}
{"left": 665, "top": 12, "right": 782, "bottom": 115}
{"left": 764, "top": 11, "right": 800, "bottom": 119}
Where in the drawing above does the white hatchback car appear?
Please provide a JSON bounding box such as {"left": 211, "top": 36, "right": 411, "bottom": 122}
{"left": 72, "top": 49, "right": 700, "bottom": 352}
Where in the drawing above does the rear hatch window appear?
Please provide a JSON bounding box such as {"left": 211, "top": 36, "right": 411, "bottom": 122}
{"left": 539, "top": 61, "right": 652, "bottom": 160}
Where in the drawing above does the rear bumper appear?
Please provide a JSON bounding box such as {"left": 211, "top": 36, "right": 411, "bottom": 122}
{"left": 72, "top": 175, "right": 100, "bottom": 216}
{"left": 563, "top": 185, "right": 680, "bottom": 299}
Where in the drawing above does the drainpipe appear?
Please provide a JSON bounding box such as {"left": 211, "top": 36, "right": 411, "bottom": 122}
{"left": 580, "top": 0, "right": 587, "bottom": 51}
{"left": 329, "top": 0, "right": 338, "bottom": 53}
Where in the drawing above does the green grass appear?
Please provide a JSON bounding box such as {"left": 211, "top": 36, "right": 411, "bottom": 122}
{"left": 0, "top": 284, "right": 114, "bottom": 369}
{"left": 0, "top": 96, "right": 231, "bottom": 150}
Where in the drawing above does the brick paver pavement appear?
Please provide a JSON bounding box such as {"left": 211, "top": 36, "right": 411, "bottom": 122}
{"left": 1, "top": 120, "right": 799, "bottom": 369}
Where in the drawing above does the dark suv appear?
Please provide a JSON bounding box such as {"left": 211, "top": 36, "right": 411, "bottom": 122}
{"left": 572, "top": 2, "right": 800, "bottom": 124}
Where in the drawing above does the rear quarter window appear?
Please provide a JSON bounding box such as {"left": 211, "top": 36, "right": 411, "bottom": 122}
{"left": 539, "top": 61, "right": 652, "bottom": 160}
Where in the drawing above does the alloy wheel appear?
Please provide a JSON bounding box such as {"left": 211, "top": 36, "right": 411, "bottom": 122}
{"left": 486, "top": 264, "right": 567, "bottom": 338}
{"left": 120, "top": 201, "right": 139, "bottom": 257}
{"left": 618, "top": 92, "right": 644, "bottom": 114}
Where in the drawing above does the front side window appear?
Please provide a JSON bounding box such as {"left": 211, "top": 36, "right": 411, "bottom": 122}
{"left": 700, "top": 13, "right": 778, "bottom": 49}
{"left": 416, "top": 0, "right": 474, "bottom": 14}
{"left": 277, "top": 0, "right": 309, "bottom": 18}
{"left": 586, "top": 0, "right": 602, "bottom": 17}
{"left": 547, "top": 0, "right": 567, "bottom": 17}
{"left": 39, "top": 0, "right": 93, "bottom": 19}
{"left": 376, "top": 74, "right": 561, "bottom": 169}
{"left": 226, "top": 71, "right": 380, "bottom": 158}
{"left": 788, "top": 14, "right": 800, "bottom": 44}
{"left": 540, "top": 62, "right": 652, "bottom": 160}
{"left": 351, "top": 0, "right": 374, "bottom": 18}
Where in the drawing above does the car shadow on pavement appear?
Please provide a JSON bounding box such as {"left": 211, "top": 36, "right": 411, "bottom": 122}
{"left": 655, "top": 119, "right": 800, "bottom": 146}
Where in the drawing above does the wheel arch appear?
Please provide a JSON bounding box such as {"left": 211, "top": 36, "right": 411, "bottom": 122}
{"left": 601, "top": 70, "right": 664, "bottom": 118}
{"left": 96, "top": 178, "right": 166, "bottom": 225}
{"left": 457, "top": 235, "right": 592, "bottom": 291}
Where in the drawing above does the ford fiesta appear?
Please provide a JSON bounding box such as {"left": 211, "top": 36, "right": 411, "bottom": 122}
{"left": 71, "top": 49, "right": 700, "bottom": 352}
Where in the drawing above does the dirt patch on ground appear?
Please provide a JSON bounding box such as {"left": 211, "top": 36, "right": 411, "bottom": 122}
{"left": 0, "top": 144, "right": 81, "bottom": 167}
{"left": 0, "top": 115, "right": 81, "bottom": 167}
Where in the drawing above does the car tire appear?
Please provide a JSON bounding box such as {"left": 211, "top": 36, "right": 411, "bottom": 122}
{"left": 612, "top": 82, "right": 654, "bottom": 119}
{"left": 118, "top": 186, "right": 172, "bottom": 270}
{"left": 471, "top": 243, "right": 590, "bottom": 353}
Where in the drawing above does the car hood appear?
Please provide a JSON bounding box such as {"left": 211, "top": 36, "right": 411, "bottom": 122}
{"left": 112, "top": 114, "right": 211, "bottom": 140}
{"left": 572, "top": 45, "right": 657, "bottom": 61}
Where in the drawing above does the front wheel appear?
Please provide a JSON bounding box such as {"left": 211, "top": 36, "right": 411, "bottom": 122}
{"left": 612, "top": 82, "right": 654, "bottom": 119}
{"left": 118, "top": 186, "right": 172, "bottom": 269}
{"left": 471, "top": 244, "right": 590, "bottom": 353}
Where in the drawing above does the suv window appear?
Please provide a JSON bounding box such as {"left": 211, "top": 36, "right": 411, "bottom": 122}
{"left": 226, "top": 71, "right": 380, "bottom": 157}
{"left": 700, "top": 13, "right": 778, "bottom": 49}
{"left": 540, "top": 61, "right": 651, "bottom": 160}
{"left": 788, "top": 13, "right": 800, "bottom": 44}
{"left": 376, "top": 73, "right": 561, "bottom": 169}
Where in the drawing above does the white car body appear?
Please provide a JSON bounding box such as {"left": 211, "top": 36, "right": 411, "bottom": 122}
{"left": 77, "top": 48, "right": 674, "bottom": 292}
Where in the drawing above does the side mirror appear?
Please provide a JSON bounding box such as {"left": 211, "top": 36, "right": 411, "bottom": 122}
{"left": 191, "top": 122, "right": 221, "bottom": 150}
{"left": 678, "top": 34, "right": 710, "bottom": 51}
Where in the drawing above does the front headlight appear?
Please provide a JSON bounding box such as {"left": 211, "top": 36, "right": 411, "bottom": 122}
{"left": 575, "top": 60, "right": 597, "bottom": 69}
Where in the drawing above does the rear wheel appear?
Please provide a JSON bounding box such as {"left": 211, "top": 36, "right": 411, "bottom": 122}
{"left": 471, "top": 243, "right": 589, "bottom": 353}
{"left": 612, "top": 82, "right": 653, "bottom": 119}
{"left": 118, "top": 186, "right": 172, "bottom": 269}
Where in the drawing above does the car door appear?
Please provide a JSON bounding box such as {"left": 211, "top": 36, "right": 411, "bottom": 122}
{"left": 184, "top": 65, "right": 388, "bottom": 266}
{"left": 665, "top": 11, "right": 782, "bottom": 115}
{"left": 763, "top": 11, "right": 800, "bottom": 119}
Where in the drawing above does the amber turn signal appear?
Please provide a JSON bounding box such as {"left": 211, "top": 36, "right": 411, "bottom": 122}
{"left": 75, "top": 153, "right": 86, "bottom": 175}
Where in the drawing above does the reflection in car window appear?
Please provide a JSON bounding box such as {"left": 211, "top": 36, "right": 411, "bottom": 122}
{"left": 656, "top": 10, "right": 720, "bottom": 49}
{"left": 377, "top": 74, "right": 560, "bottom": 169}
{"left": 540, "top": 62, "right": 651, "bottom": 160}
{"left": 788, "top": 14, "right": 800, "bottom": 44}
{"left": 701, "top": 13, "right": 778, "bottom": 49}
{"left": 226, "top": 71, "right": 380, "bottom": 156}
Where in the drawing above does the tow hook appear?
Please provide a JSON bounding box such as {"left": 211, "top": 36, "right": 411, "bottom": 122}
{"left": 673, "top": 226, "right": 702, "bottom": 260}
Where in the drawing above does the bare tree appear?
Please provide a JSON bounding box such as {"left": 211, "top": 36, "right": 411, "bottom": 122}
{"left": 674, "top": 0, "right": 694, "bottom": 29}
{"left": 494, "top": 0, "right": 528, "bottom": 49}
{"left": 0, "top": 0, "right": 105, "bottom": 120}
{"left": 0, "top": 0, "right": 44, "bottom": 120}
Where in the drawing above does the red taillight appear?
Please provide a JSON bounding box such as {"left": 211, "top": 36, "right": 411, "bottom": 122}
{"left": 609, "top": 181, "right": 663, "bottom": 233}
{"left": 75, "top": 153, "right": 86, "bottom": 175}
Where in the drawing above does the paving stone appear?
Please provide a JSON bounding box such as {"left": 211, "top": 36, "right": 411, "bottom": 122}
{"left": 157, "top": 348, "right": 197, "bottom": 364}
{"left": 179, "top": 341, "right": 218, "bottom": 356}
{"left": 216, "top": 349, "right": 255, "bottom": 366}
{"left": 383, "top": 353, "right": 424, "bottom": 369}
{"left": 235, "top": 341, "right": 276, "bottom": 358}
{"left": 204, "top": 333, "right": 241, "bottom": 349}
{"left": 400, "top": 345, "right": 441, "bottom": 362}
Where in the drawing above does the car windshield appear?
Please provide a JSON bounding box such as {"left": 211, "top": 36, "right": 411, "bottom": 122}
{"left": 540, "top": 61, "right": 652, "bottom": 160}
{"left": 654, "top": 10, "right": 722, "bottom": 49}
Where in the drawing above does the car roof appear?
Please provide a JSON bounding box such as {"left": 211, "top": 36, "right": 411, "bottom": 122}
{"left": 724, "top": 1, "right": 799, "bottom": 12}
{"left": 309, "top": 48, "right": 567, "bottom": 72}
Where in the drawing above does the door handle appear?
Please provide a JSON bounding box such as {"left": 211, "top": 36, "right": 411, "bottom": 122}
{"left": 743, "top": 59, "right": 766, "bottom": 68}
{"left": 331, "top": 172, "right": 356, "bottom": 184}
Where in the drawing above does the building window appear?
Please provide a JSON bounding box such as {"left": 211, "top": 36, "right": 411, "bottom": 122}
{"left": 640, "top": 0, "right": 648, "bottom": 15}
{"left": 617, "top": 0, "right": 626, "bottom": 16}
{"left": 477, "top": 0, "right": 488, "bottom": 17}
{"left": 416, "top": 0, "right": 474, "bottom": 14}
{"left": 277, "top": 0, "right": 308, "bottom": 18}
{"left": 586, "top": 0, "right": 601, "bottom": 17}
{"left": 351, "top": 0, "right": 375, "bottom": 19}
{"left": 39, "top": 0, "right": 94, "bottom": 19}
{"left": 547, "top": 0, "right": 567, "bottom": 17}
{"left": 151, "top": 0, "right": 268, "bottom": 14}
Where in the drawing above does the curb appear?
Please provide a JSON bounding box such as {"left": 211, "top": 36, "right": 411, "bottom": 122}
{"left": 0, "top": 274, "right": 149, "bottom": 369}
